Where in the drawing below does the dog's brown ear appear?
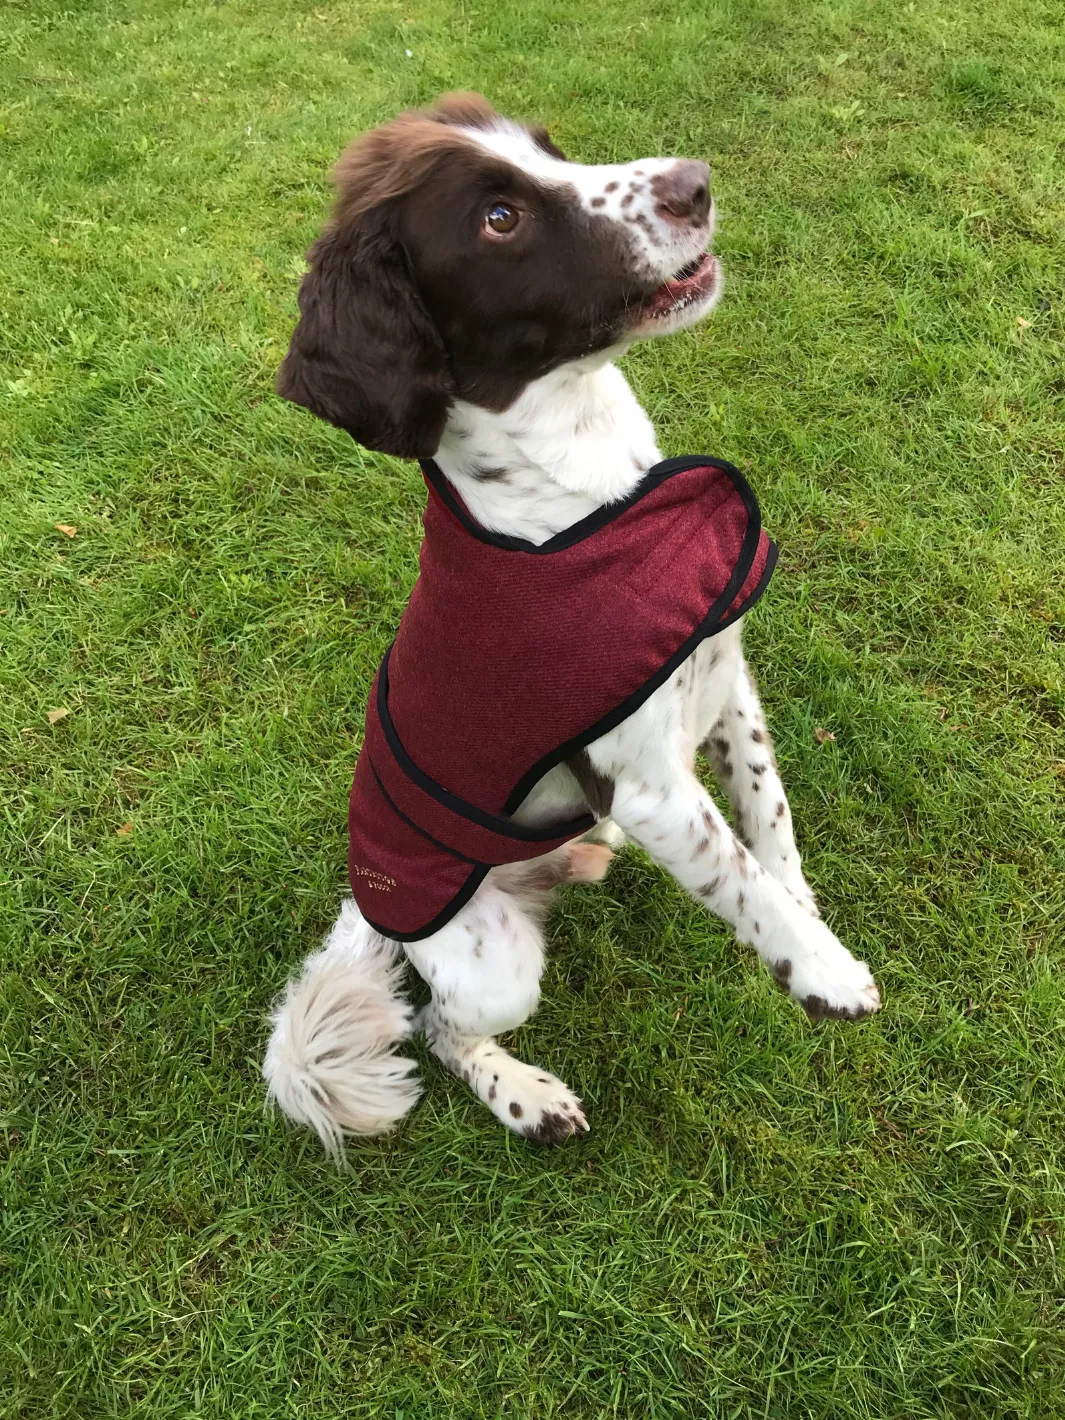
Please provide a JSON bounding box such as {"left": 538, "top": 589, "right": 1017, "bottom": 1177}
{"left": 276, "top": 217, "right": 455, "bottom": 458}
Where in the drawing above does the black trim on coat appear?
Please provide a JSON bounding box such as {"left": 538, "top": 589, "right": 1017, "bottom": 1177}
{"left": 362, "top": 864, "right": 492, "bottom": 942}
{"left": 500, "top": 479, "right": 768, "bottom": 815}
{"left": 367, "top": 759, "right": 485, "bottom": 865}
{"left": 714, "top": 538, "right": 778, "bottom": 635}
{"left": 376, "top": 654, "right": 597, "bottom": 845}
{"left": 419, "top": 454, "right": 755, "bottom": 556}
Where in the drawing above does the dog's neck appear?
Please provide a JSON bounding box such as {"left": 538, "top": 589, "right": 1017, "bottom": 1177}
{"left": 432, "top": 354, "right": 662, "bottom": 545}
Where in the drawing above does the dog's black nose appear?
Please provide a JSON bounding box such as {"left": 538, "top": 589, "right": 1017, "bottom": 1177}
{"left": 654, "top": 160, "right": 712, "bottom": 226}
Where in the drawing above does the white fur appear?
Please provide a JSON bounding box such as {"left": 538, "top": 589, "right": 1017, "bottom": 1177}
{"left": 264, "top": 124, "right": 880, "bottom": 1153}
{"left": 436, "top": 356, "right": 658, "bottom": 538}
{"left": 263, "top": 901, "right": 421, "bottom": 1156}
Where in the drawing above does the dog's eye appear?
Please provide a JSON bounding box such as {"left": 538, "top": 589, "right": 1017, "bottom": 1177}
{"left": 484, "top": 202, "right": 520, "bottom": 235}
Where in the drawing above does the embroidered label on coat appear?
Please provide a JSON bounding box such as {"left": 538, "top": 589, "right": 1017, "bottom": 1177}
{"left": 350, "top": 865, "right": 397, "bottom": 891}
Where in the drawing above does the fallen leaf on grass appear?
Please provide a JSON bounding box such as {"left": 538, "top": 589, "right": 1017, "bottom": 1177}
{"left": 46, "top": 707, "right": 70, "bottom": 725}
{"left": 116, "top": 822, "right": 133, "bottom": 836}
{"left": 814, "top": 727, "right": 837, "bottom": 744}
{"left": 55, "top": 523, "right": 77, "bottom": 538}
{"left": 876, "top": 1113, "right": 905, "bottom": 1141}
{"left": 1016, "top": 316, "right": 1032, "bottom": 330}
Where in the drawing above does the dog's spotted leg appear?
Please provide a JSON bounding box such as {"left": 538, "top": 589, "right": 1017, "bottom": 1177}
{"left": 417, "top": 1015, "right": 589, "bottom": 1144}
{"left": 702, "top": 657, "right": 819, "bottom": 917}
{"left": 404, "top": 877, "right": 591, "bottom": 1142}
{"left": 595, "top": 702, "right": 879, "bottom": 1019}
{"left": 611, "top": 768, "right": 879, "bottom": 1018}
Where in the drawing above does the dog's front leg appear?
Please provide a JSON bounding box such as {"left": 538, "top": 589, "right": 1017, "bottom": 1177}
{"left": 605, "top": 759, "right": 880, "bottom": 1020}
{"left": 701, "top": 654, "right": 819, "bottom": 916}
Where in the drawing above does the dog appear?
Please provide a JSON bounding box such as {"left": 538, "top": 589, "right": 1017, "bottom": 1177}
{"left": 263, "top": 92, "right": 880, "bottom": 1153}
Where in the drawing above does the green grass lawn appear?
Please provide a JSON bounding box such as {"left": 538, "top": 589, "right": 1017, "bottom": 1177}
{"left": 2, "top": 0, "right": 1064, "bottom": 1414}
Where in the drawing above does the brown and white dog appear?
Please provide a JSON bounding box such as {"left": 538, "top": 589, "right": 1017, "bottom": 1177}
{"left": 264, "top": 93, "right": 880, "bottom": 1153}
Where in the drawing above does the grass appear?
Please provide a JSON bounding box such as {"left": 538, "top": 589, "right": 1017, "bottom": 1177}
{"left": 2, "top": 0, "right": 1064, "bottom": 1414}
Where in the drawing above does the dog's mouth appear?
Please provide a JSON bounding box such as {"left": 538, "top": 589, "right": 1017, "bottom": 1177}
{"left": 634, "top": 251, "right": 719, "bottom": 326}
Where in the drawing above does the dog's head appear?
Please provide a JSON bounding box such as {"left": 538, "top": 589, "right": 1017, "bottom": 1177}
{"left": 277, "top": 92, "right": 721, "bottom": 457}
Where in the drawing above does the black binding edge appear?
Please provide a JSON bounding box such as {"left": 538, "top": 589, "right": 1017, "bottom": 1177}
{"left": 367, "top": 455, "right": 776, "bottom": 941}
{"left": 714, "top": 538, "right": 778, "bottom": 635}
{"left": 368, "top": 759, "right": 484, "bottom": 865}
{"left": 502, "top": 555, "right": 772, "bottom": 812}
{"left": 363, "top": 864, "right": 492, "bottom": 941}
{"left": 377, "top": 654, "right": 597, "bottom": 844}
{"left": 420, "top": 454, "right": 749, "bottom": 555}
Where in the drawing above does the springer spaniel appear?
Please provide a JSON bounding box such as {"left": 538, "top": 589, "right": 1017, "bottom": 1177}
{"left": 264, "top": 93, "right": 880, "bottom": 1152}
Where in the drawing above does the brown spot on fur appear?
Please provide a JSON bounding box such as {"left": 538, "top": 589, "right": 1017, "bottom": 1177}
{"left": 621, "top": 192, "right": 634, "bottom": 208}
{"left": 524, "top": 1111, "right": 578, "bottom": 1145}
{"left": 754, "top": 921, "right": 761, "bottom": 934}
{"left": 776, "top": 801, "right": 786, "bottom": 818}
{"left": 488, "top": 1084, "right": 497, "bottom": 1101}
{"left": 693, "top": 835, "right": 712, "bottom": 856}
{"left": 772, "top": 958, "right": 792, "bottom": 987}
{"left": 590, "top": 196, "right": 605, "bottom": 208}
{"left": 751, "top": 728, "right": 765, "bottom": 744}
{"left": 736, "top": 892, "right": 745, "bottom": 911}
{"left": 604, "top": 181, "right": 619, "bottom": 193}
{"left": 749, "top": 763, "right": 766, "bottom": 776}
{"left": 802, "top": 994, "right": 869, "bottom": 1021}
{"left": 509, "top": 1101, "right": 523, "bottom": 1119}
{"left": 699, "top": 877, "right": 722, "bottom": 897}
{"left": 567, "top": 749, "right": 615, "bottom": 817}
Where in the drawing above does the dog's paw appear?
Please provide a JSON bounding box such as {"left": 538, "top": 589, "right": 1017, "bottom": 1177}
{"left": 581, "top": 817, "right": 626, "bottom": 851}
{"left": 566, "top": 842, "right": 615, "bottom": 882}
{"left": 771, "top": 925, "right": 880, "bottom": 1021}
{"left": 484, "top": 1059, "right": 589, "bottom": 1144}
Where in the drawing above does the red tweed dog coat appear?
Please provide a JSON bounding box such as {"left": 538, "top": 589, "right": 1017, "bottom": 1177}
{"left": 348, "top": 456, "right": 777, "bottom": 941}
